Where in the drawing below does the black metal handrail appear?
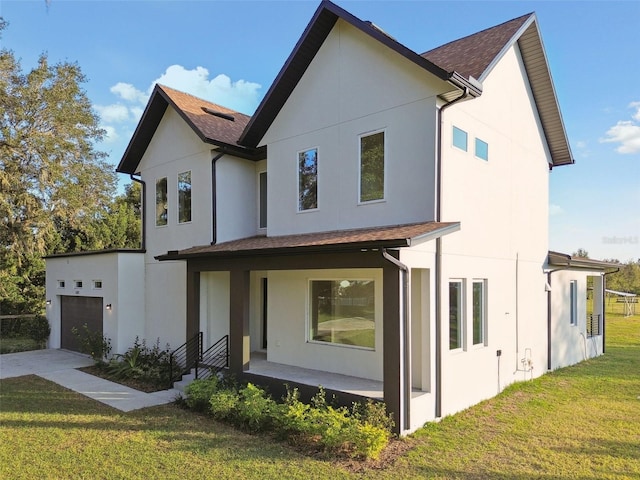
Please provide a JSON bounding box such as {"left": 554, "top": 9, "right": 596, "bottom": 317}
{"left": 168, "top": 332, "right": 202, "bottom": 387}
{"left": 587, "top": 314, "right": 601, "bottom": 338}
{"left": 196, "top": 334, "right": 229, "bottom": 381}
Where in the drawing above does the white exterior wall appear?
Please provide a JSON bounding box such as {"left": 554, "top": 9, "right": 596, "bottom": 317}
{"left": 45, "top": 252, "right": 144, "bottom": 355}
{"left": 216, "top": 156, "right": 259, "bottom": 243}
{"left": 262, "top": 20, "right": 448, "bottom": 236}
{"left": 550, "top": 270, "right": 604, "bottom": 369}
{"left": 200, "top": 271, "right": 230, "bottom": 349}
{"left": 265, "top": 268, "right": 384, "bottom": 381}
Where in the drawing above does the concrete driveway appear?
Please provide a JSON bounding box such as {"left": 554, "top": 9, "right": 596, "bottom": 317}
{"left": 0, "top": 349, "right": 181, "bottom": 411}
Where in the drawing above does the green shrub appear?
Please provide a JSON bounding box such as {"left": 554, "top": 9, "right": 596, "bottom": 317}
{"left": 351, "top": 399, "right": 395, "bottom": 432}
{"left": 107, "top": 337, "right": 173, "bottom": 388}
{"left": 209, "top": 389, "right": 239, "bottom": 420}
{"left": 235, "top": 383, "right": 277, "bottom": 432}
{"left": 185, "top": 377, "right": 221, "bottom": 412}
{"left": 22, "top": 315, "right": 51, "bottom": 347}
{"left": 72, "top": 324, "right": 111, "bottom": 364}
{"left": 344, "top": 421, "right": 389, "bottom": 460}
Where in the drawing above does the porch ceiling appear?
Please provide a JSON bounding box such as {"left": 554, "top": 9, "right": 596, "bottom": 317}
{"left": 156, "top": 221, "right": 460, "bottom": 261}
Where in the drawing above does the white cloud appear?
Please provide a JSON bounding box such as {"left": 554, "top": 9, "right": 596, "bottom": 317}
{"left": 549, "top": 204, "right": 564, "bottom": 216}
{"left": 130, "top": 107, "right": 144, "bottom": 122}
{"left": 600, "top": 121, "right": 640, "bottom": 154}
{"left": 110, "top": 82, "right": 148, "bottom": 104}
{"left": 94, "top": 103, "right": 130, "bottom": 123}
{"left": 101, "top": 125, "right": 119, "bottom": 143}
{"left": 600, "top": 102, "right": 640, "bottom": 154}
{"left": 149, "top": 64, "right": 261, "bottom": 114}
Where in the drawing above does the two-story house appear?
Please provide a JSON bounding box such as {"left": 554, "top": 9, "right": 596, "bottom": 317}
{"left": 45, "top": 1, "right": 615, "bottom": 435}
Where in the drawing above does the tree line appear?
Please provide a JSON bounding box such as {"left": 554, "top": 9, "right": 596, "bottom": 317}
{"left": 573, "top": 249, "right": 640, "bottom": 295}
{"left": 0, "top": 19, "right": 140, "bottom": 315}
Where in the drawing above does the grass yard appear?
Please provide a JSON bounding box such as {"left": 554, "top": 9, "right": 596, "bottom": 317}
{"left": 0, "top": 336, "right": 41, "bottom": 354}
{"left": 1, "top": 310, "right": 639, "bottom": 479}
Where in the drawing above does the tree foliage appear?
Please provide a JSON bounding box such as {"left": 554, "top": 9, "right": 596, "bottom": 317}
{"left": 0, "top": 20, "right": 140, "bottom": 315}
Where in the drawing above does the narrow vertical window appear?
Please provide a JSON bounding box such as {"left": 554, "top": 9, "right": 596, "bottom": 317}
{"left": 472, "top": 280, "right": 486, "bottom": 345}
{"left": 475, "top": 138, "right": 489, "bottom": 160}
{"left": 359, "top": 131, "right": 385, "bottom": 202}
{"left": 449, "top": 280, "right": 463, "bottom": 350}
{"left": 156, "top": 177, "right": 168, "bottom": 226}
{"left": 570, "top": 280, "right": 577, "bottom": 325}
{"left": 452, "top": 126, "right": 467, "bottom": 151}
{"left": 298, "top": 148, "right": 318, "bottom": 211}
{"left": 259, "top": 171, "right": 267, "bottom": 229}
{"left": 178, "top": 171, "right": 192, "bottom": 223}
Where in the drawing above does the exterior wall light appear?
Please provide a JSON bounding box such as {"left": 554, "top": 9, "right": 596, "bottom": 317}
{"left": 105, "top": 304, "right": 112, "bottom": 311}
{"left": 46, "top": 299, "right": 51, "bottom": 305}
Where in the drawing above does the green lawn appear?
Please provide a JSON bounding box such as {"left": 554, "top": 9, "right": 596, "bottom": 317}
{"left": 1, "top": 310, "right": 639, "bottom": 479}
{"left": 0, "top": 336, "right": 42, "bottom": 354}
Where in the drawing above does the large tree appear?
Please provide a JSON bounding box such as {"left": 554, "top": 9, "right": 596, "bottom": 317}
{"left": 0, "top": 20, "right": 138, "bottom": 315}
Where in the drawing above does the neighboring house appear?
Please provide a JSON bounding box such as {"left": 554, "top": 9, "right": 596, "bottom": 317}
{"left": 45, "top": 1, "right": 617, "bottom": 435}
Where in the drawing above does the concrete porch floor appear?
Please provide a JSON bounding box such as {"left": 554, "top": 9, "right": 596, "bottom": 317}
{"left": 247, "top": 351, "right": 384, "bottom": 400}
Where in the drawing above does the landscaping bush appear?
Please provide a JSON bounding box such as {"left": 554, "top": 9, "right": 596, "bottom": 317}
{"left": 185, "top": 377, "right": 223, "bottom": 412}
{"left": 23, "top": 315, "right": 51, "bottom": 347}
{"left": 72, "top": 324, "right": 111, "bottom": 364}
{"left": 107, "top": 337, "right": 172, "bottom": 389}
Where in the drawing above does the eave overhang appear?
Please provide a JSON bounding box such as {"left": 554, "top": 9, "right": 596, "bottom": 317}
{"left": 548, "top": 251, "right": 620, "bottom": 270}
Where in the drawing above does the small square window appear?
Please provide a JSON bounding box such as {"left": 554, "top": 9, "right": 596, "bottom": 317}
{"left": 74, "top": 280, "right": 83, "bottom": 289}
{"left": 57, "top": 280, "right": 65, "bottom": 289}
{"left": 93, "top": 280, "right": 103, "bottom": 289}
{"left": 452, "top": 126, "right": 468, "bottom": 151}
{"left": 475, "top": 138, "right": 489, "bottom": 161}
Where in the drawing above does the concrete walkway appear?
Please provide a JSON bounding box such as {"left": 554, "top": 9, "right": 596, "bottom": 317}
{"left": 0, "top": 349, "right": 182, "bottom": 412}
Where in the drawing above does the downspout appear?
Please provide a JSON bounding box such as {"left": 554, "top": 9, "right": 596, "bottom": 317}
{"left": 434, "top": 87, "right": 469, "bottom": 419}
{"left": 602, "top": 268, "right": 620, "bottom": 354}
{"left": 381, "top": 248, "right": 410, "bottom": 432}
{"left": 210, "top": 151, "right": 226, "bottom": 245}
{"left": 129, "top": 174, "right": 146, "bottom": 251}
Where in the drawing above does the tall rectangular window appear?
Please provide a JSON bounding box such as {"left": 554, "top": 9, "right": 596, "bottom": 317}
{"left": 449, "top": 280, "right": 463, "bottom": 350}
{"left": 155, "top": 177, "right": 167, "bottom": 226}
{"left": 452, "top": 126, "right": 468, "bottom": 151}
{"left": 570, "top": 280, "right": 578, "bottom": 325}
{"left": 472, "top": 280, "right": 486, "bottom": 345}
{"left": 178, "top": 171, "right": 192, "bottom": 223}
{"left": 475, "top": 138, "right": 489, "bottom": 160}
{"left": 298, "top": 148, "right": 318, "bottom": 211}
{"left": 259, "top": 171, "right": 267, "bottom": 229}
{"left": 309, "top": 279, "right": 375, "bottom": 349}
{"left": 359, "top": 131, "right": 385, "bottom": 202}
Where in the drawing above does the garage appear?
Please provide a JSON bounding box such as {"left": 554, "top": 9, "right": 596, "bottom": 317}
{"left": 60, "top": 296, "right": 103, "bottom": 352}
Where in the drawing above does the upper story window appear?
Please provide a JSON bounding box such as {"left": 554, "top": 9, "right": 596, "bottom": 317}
{"left": 74, "top": 280, "right": 83, "bottom": 289}
{"left": 298, "top": 148, "right": 318, "bottom": 211}
{"left": 178, "top": 171, "right": 192, "bottom": 223}
{"left": 259, "top": 171, "right": 267, "bottom": 229}
{"left": 359, "top": 130, "right": 385, "bottom": 203}
{"left": 452, "top": 126, "right": 468, "bottom": 151}
{"left": 475, "top": 138, "right": 489, "bottom": 161}
{"left": 57, "top": 280, "right": 65, "bottom": 289}
{"left": 156, "top": 177, "right": 168, "bottom": 226}
{"left": 93, "top": 280, "right": 103, "bottom": 289}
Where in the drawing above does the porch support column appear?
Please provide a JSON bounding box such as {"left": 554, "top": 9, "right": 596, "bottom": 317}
{"left": 229, "top": 269, "right": 250, "bottom": 375}
{"left": 186, "top": 266, "right": 200, "bottom": 367}
{"left": 383, "top": 264, "right": 402, "bottom": 435}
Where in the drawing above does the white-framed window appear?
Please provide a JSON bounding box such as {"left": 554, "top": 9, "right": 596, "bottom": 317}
{"left": 359, "top": 130, "right": 385, "bottom": 203}
{"left": 258, "top": 171, "right": 267, "bottom": 229}
{"left": 92, "top": 280, "right": 103, "bottom": 290}
{"left": 178, "top": 170, "right": 192, "bottom": 223}
{"left": 298, "top": 148, "right": 318, "bottom": 211}
{"left": 472, "top": 280, "right": 487, "bottom": 345}
{"left": 449, "top": 280, "right": 464, "bottom": 350}
{"left": 57, "top": 280, "right": 65, "bottom": 289}
{"left": 475, "top": 138, "right": 489, "bottom": 161}
{"left": 452, "top": 126, "right": 468, "bottom": 151}
{"left": 308, "top": 279, "right": 375, "bottom": 350}
{"left": 155, "top": 177, "right": 168, "bottom": 226}
{"left": 570, "top": 280, "right": 578, "bottom": 325}
{"left": 74, "top": 280, "right": 83, "bottom": 289}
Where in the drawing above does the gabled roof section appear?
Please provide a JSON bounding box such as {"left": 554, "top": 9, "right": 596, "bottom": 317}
{"left": 238, "top": 0, "right": 481, "bottom": 148}
{"left": 156, "top": 221, "right": 460, "bottom": 260}
{"left": 422, "top": 13, "right": 574, "bottom": 167}
{"left": 117, "top": 84, "right": 264, "bottom": 174}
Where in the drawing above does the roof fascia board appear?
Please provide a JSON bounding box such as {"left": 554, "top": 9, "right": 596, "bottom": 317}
{"left": 408, "top": 222, "right": 461, "bottom": 246}
{"left": 548, "top": 251, "right": 619, "bottom": 270}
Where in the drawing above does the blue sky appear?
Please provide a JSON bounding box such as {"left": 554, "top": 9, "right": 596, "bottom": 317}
{"left": 1, "top": 0, "right": 639, "bottom": 261}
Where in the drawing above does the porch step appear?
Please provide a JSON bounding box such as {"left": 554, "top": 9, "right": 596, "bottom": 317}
{"left": 172, "top": 370, "right": 196, "bottom": 392}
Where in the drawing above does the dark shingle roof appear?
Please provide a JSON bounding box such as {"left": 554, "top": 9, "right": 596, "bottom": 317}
{"left": 157, "top": 221, "right": 460, "bottom": 260}
{"left": 422, "top": 13, "right": 533, "bottom": 81}
{"left": 117, "top": 84, "right": 264, "bottom": 174}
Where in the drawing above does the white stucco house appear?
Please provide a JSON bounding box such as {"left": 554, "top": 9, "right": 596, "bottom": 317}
{"left": 45, "top": 1, "right": 617, "bottom": 435}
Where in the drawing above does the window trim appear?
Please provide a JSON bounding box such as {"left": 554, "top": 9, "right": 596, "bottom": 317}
{"left": 177, "top": 170, "right": 192, "bottom": 224}
{"left": 297, "top": 147, "right": 319, "bottom": 213}
{"left": 452, "top": 126, "right": 468, "bottom": 152}
{"left": 472, "top": 279, "right": 487, "bottom": 346}
{"left": 307, "top": 278, "right": 376, "bottom": 351}
{"left": 358, "top": 129, "right": 386, "bottom": 204}
{"left": 475, "top": 137, "right": 489, "bottom": 161}
{"left": 155, "top": 176, "right": 168, "bottom": 227}
{"left": 449, "top": 279, "right": 464, "bottom": 351}
{"left": 258, "top": 170, "right": 267, "bottom": 230}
